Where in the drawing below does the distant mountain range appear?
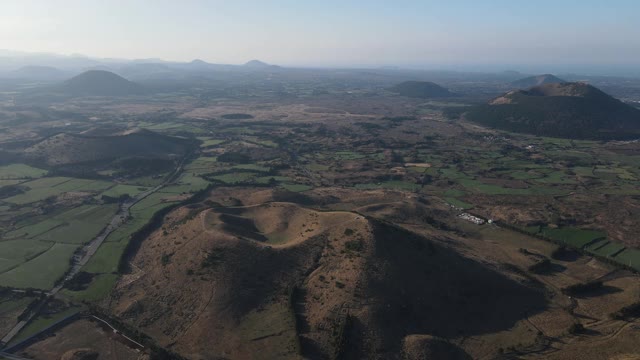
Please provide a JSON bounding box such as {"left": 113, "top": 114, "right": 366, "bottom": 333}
{"left": 7, "top": 65, "right": 69, "bottom": 80}
{"left": 510, "top": 74, "right": 565, "bottom": 89}
{"left": 0, "top": 50, "right": 278, "bottom": 75}
{"left": 388, "top": 81, "right": 454, "bottom": 98}
{"left": 464, "top": 82, "right": 640, "bottom": 139}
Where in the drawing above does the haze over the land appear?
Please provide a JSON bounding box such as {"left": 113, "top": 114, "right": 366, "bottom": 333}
{"left": 1, "top": 0, "right": 639, "bottom": 74}
{"left": 4, "top": 2, "right": 640, "bottom": 360}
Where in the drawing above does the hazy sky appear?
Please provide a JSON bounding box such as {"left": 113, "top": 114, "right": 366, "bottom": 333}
{"left": 1, "top": 0, "right": 639, "bottom": 68}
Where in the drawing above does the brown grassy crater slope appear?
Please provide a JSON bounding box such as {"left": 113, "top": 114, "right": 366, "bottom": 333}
{"left": 107, "top": 198, "right": 546, "bottom": 359}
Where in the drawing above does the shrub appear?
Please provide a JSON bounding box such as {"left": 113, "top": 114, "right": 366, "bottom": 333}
{"left": 161, "top": 253, "right": 173, "bottom": 266}
{"left": 345, "top": 240, "right": 363, "bottom": 252}
{"left": 528, "top": 258, "right": 551, "bottom": 274}
{"left": 568, "top": 323, "right": 585, "bottom": 334}
{"left": 562, "top": 280, "right": 602, "bottom": 296}
{"left": 610, "top": 301, "right": 640, "bottom": 320}
{"left": 201, "top": 250, "right": 225, "bottom": 268}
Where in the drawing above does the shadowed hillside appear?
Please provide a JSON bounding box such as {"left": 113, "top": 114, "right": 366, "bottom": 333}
{"left": 388, "top": 81, "right": 454, "bottom": 98}
{"left": 24, "top": 129, "right": 192, "bottom": 166}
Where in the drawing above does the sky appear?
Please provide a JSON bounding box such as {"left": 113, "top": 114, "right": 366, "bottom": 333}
{"left": 1, "top": 0, "right": 639, "bottom": 69}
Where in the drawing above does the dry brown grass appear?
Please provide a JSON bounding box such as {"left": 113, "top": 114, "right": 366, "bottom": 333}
{"left": 18, "top": 319, "right": 146, "bottom": 360}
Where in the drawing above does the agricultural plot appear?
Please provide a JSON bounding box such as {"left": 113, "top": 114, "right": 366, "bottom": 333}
{"left": 307, "top": 163, "right": 330, "bottom": 171}
{"left": 183, "top": 156, "right": 222, "bottom": 175}
{"left": 334, "top": 151, "right": 367, "bottom": 160}
{"left": 0, "top": 204, "right": 118, "bottom": 289}
{"left": 612, "top": 248, "right": 640, "bottom": 272}
{"left": 253, "top": 139, "right": 278, "bottom": 148}
{"left": 584, "top": 240, "right": 626, "bottom": 258}
{"left": 5, "top": 204, "right": 118, "bottom": 244}
{"left": 7, "top": 304, "right": 83, "bottom": 347}
{"left": 593, "top": 168, "right": 619, "bottom": 181}
{"left": 232, "top": 164, "right": 271, "bottom": 172}
{"left": 125, "top": 175, "right": 167, "bottom": 187}
{"left": 533, "top": 171, "right": 578, "bottom": 185}
{"left": 62, "top": 273, "right": 119, "bottom": 302}
{"left": 458, "top": 178, "right": 562, "bottom": 196}
{"left": 0, "top": 258, "right": 20, "bottom": 273}
{"left": 0, "top": 240, "right": 52, "bottom": 264}
{"left": 281, "top": 183, "right": 313, "bottom": 192}
{"left": 35, "top": 206, "right": 118, "bottom": 244}
{"left": 0, "top": 164, "right": 48, "bottom": 179}
{"left": 130, "top": 192, "right": 180, "bottom": 219}
{"left": 81, "top": 190, "right": 184, "bottom": 292}
{"left": 0, "top": 243, "right": 79, "bottom": 289}
{"left": 0, "top": 295, "right": 34, "bottom": 339}
{"left": 255, "top": 176, "right": 291, "bottom": 184}
{"left": 530, "top": 226, "right": 606, "bottom": 248}
{"left": 199, "top": 138, "right": 226, "bottom": 147}
{"left": 355, "top": 181, "right": 421, "bottom": 192}
{"left": 99, "top": 184, "right": 149, "bottom": 198}
{"left": 0, "top": 179, "right": 25, "bottom": 187}
{"left": 4, "top": 177, "right": 71, "bottom": 205}
{"left": 3, "top": 177, "right": 114, "bottom": 205}
{"left": 160, "top": 173, "right": 210, "bottom": 194}
{"left": 83, "top": 240, "right": 128, "bottom": 273}
{"left": 445, "top": 197, "right": 473, "bottom": 209}
{"left": 572, "top": 166, "right": 596, "bottom": 177}
{"left": 211, "top": 172, "right": 258, "bottom": 184}
{"left": 143, "top": 121, "right": 183, "bottom": 130}
{"left": 219, "top": 127, "right": 258, "bottom": 135}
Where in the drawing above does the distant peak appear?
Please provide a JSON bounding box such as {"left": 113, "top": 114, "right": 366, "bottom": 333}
{"left": 244, "top": 59, "right": 270, "bottom": 67}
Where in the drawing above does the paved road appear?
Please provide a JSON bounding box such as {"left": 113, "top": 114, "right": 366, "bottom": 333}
{"left": 1, "top": 157, "right": 187, "bottom": 349}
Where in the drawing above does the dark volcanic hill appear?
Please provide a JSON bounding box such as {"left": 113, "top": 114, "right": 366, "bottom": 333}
{"left": 510, "top": 74, "right": 565, "bottom": 88}
{"left": 24, "top": 129, "right": 192, "bottom": 166}
{"left": 61, "top": 70, "right": 145, "bottom": 96}
{"left": 389, "top": 81, "right": 454, "bottom": 98}
{"left": 464, "top": 82, "right": 640, "bottom": 139}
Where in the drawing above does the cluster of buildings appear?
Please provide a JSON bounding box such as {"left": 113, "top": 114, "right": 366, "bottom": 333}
{"left": 458, "top": 212, "right": 485, "bottom": 225}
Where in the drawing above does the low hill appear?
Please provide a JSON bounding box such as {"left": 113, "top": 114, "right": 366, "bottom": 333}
{"left": 464, "top": 82, "right": 640, "bottom": 139}
{"left": 186, "top": 59, "right": 215, "bottom": 70}
{"left": 388, "top": 81, "right": 454, "bottom": 98}
{"left": 243, "top": 59, "right": 273, "bottom": 68}
{"left": 24, "top": 129, "right": 191, "bottom": 166}
{"left": 61, "top": 70, "right": 145, "bottom": 96}
{"left": 510, "top": 74, "right": 565, "bottom": 88}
